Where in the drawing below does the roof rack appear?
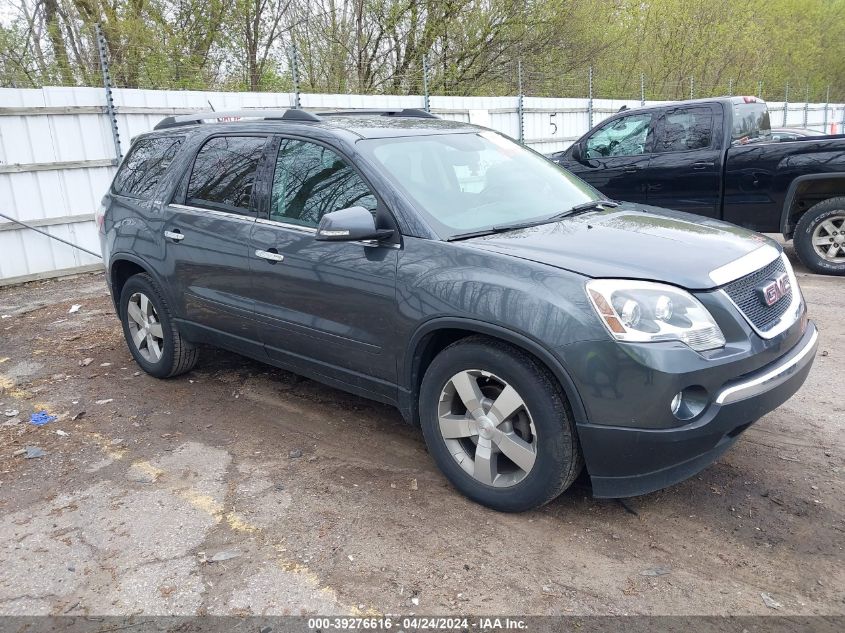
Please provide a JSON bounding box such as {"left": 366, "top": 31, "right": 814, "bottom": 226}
{"left": 317, "top": 108, "right": 439, "bottom": 119}
{"left": 153, "top": 109, "right": 320, "bottom": 130}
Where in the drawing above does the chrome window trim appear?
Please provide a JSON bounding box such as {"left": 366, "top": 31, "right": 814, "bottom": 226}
{"left": 715, "top": 326, "right": 818, "bottom": 405}
{"left": 169, "top": 203, "right": 256, "bottom": 223}
{"left": 718, "top": 253, "right": 803, "bottom": 340}
{"left": 255, "top": 217, "right": 318, "bottom": 234}
{"left": 709, "top": 244, "right": 780, "bottom": 286}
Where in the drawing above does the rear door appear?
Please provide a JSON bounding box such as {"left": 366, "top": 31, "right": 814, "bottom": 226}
{"left": 645, "top": 105, "right": 723, "bottom": 217}
{"left": 163, "top": 134, "right": 270, "bottom": 341}
{"left": 249, "top": 136, "right": 400, "bottom": 396}
{"left": 564, "top": 111, "right": 655, "bottom": 203}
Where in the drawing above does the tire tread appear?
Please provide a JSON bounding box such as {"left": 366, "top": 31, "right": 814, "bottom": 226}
{"left": 794, "top": 196, "right": 845, "bottom": 276}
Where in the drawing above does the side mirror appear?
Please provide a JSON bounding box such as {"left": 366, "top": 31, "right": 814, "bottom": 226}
{"left": 570, "top": 142, "right": 584, "bottom": 163}
{"left": 315, "top": 206, "right": 394, "bottom": 242}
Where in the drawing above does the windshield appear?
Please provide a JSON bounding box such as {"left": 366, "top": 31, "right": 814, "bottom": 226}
{"left": 731, "top": 102, "right": 772, "bottom": 144}
{"left": 359, "top": 131, "right": 598, "bottom": 238}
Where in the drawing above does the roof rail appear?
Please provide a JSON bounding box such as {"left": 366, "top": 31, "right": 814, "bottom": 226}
{"left": 153, "top": 109, "right": 320, "bottom": 130}
{"left": 317, "top": 108, "right": 439, "bottom": 119}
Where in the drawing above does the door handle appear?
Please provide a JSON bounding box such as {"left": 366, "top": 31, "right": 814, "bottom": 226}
{"left": 164, "top": 229, "right": 184, "bottom": 241}
{"left": 623, "top": 165, "right": 639, "bottom": 173}
{"left": 255, "top": 248, "right": 284, "bottom": 263}
{"left": 692, "top": 161, "right": 715, "bottom": 170}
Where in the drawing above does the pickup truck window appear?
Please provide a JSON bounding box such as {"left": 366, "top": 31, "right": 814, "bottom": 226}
{"left": 732, "top": 102, "right": 772, "bottom": 144}
{"left": 585, "top": 113, "right": 653, "bottom": 158}
{"left": 656, "top": 108, "right": 713, "bottom": 152}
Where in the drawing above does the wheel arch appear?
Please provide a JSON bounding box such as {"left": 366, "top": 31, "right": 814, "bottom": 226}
{"left": 402, "top": 318, "right": 587, "bottom": 427}
{"left": 780, "top": 173, "right": 845, "bottom": 238}
{"left": 108, "top": 254, "right": 173, "bottom": 313}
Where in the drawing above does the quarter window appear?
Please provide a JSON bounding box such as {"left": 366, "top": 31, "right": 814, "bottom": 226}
{"left": 585, "top": 113, "right": 653, "bottom": 158}
{"left": 270, "top": 140, "right": 377, "bottom": 228}
{"left": 113, "top": 136, "right": 183, "bottom": 199}
{"left": 657, "top": 108, "right": 713, "bottom": 152}
{"left": 186, "top": 136, "right": 267, "bottom": 214}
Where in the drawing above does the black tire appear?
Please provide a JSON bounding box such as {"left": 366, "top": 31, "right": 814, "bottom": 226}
{"left": 794, "top": 197, "right": 845, "bottom": 275}
{"left": 419, "top": 336, "right": 583, "bottom": 512}
{"left": 119, "top": 273, "right": 198, "bottom": 378}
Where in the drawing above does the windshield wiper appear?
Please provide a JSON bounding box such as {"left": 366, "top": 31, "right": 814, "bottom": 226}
{"left": 446, "top": 226, "right": 519, "bottom": 241}
{"left": 548, "top": 199, "right": 619, "bottom": 221}
{"left": 447, "top": 218, "right": 554, "bottom": 241}
{"left": 446, "top": 199, "right": 619, "bottom": 242}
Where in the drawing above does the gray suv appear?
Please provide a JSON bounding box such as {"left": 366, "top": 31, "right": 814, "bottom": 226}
{"left": 98, "top": 108, "right": 818, "bottom": 512}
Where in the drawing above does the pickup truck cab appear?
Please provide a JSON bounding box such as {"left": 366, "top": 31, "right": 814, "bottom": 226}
{"left": 551, "top": 97, "right": 845, "bottom": 275}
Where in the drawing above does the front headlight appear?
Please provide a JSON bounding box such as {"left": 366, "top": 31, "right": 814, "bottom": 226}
{"left": 586, "top": 279, "right": 726, "bottom": 352}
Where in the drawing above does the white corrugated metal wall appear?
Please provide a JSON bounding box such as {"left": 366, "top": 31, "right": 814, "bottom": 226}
{"left": 1, "top": 86, "right": 844, "bottom": 285}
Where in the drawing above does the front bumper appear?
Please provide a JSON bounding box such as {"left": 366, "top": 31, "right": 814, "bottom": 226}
{"left": 577, "top": 322, "right": 818, "bottom": 498}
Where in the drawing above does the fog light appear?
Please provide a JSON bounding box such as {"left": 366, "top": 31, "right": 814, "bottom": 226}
{"left": 670, "top": 392, "right": 682, "bottom": 415}
{"left": 670, "top": 386, "right": 709, "bottom": 421}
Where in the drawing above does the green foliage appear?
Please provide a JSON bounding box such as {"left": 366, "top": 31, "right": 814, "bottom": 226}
{"left": 0, "top": 0, "right": 842, "bottom": 100}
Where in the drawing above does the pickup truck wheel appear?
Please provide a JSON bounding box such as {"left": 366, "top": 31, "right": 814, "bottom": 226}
{"left": 419, "top": 337, "right": 583, "bottom": 512}
{"left": 794, "top": 197, "right": 845, "bottom": 275}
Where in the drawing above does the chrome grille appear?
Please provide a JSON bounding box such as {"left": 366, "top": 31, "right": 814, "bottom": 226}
{"left": 723, "top": 257, "right": 793, "bottom": 333}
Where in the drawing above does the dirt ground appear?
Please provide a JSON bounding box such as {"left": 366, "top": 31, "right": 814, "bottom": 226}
{"left": 0, "top": 244, "right": 842, "bottom": 617}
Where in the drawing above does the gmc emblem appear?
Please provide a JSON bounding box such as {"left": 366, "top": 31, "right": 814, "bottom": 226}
{"left": 757, "top": 273, "right": 790, "bottom": 307}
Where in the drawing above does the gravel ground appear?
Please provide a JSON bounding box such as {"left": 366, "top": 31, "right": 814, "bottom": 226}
{"left": 0, "top": 243, "right": 842, "bottom": 617}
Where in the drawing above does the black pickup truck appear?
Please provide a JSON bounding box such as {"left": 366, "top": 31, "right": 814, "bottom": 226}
{"left": 550, "top": 97, "right": 845, "bottom": 275}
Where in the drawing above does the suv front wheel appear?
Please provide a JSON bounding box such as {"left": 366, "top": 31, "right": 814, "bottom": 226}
{"left": 119, "top": 273, "right": 199, "bottom": 378}
{"left": 419, "top": 337, "right": 583, "bottom": 512}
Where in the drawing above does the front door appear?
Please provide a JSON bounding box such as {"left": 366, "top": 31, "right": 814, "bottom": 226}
{"left": 565, "top": 111, "right": 655, "bottom": 204}
{"left": 249, "top": 137, "right": 399, "bottom": 396}
{"left": 163, "top": 134, "right": 269, "bottom": 341}
{"left": 645, "top": 105, "right": 722, "bottom": 218}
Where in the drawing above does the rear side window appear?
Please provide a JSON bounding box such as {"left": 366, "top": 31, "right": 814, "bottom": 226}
{"left": 732, "top": 102, "right": 772, "bottom": 144}
{"left": 186, "top": 136, "right": 268, "bottom": 214}
{"left": 113, "top": 136, "right": 183, "bottom": 199}
{"left": 656, "top": 108, "right": 713, "bottom": 152}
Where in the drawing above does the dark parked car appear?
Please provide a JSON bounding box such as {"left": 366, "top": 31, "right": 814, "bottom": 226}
{"left": 770, "top": 127, "right": 826, "bottom": 142}
{"left": 98, "top": 109, "right": 818, "bottom": 512}
{"left": 551, "top": 97, "right": 845, "bottom": 275}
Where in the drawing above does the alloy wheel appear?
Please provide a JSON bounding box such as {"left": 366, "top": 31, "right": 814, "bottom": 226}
{"left": 437, "top": 369, "right": 537, "bottom": 487}
{"left": 126, "top": 292, "right": 164, "bottom": 363}
{"left": 811, "top": 213, "right": 845, "bottom": 262}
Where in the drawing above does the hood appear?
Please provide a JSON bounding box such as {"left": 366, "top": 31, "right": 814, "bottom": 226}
{"left": 463, "top": 204, "right": 778, "bottom": 290}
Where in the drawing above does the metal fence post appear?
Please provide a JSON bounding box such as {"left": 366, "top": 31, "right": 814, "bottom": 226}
{"left": 517, "top": 60, "right": 524, "bottom": 144}
{"left": 587, "top": 66, "right": 593, "bottom": 128}
{"left": 689, "top": 76, "right": 694, "bottom": 100}
{"left": 290, "top": 43, "right": 301, "bottom": 109}
{"left": 728, "top": 78, "right": 733, "bottom": 97}
{"left": 783, "top": 82, "right": 789, "bottom": 126}
{"left": 803, "top": 84, "right": 809, "bottom": 127}
{"left": 95, "top": 23, "right": 121, "bottom": 161}
{"left": 823, "top": 85, "right": 830, "bottom": 132}
{"left": 640, "top": 72, "right": 645, "bottom": 106}
{"left": 422, "top": 55, "right": 430, "bottom": 112}
{"left": 757, "top": 80, "right": 763, "bottom": 99}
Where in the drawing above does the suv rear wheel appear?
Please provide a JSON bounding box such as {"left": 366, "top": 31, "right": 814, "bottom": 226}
{"left": 794, "top": 197, "right": 845, "bottom": 275}
{"left": 419, "top": 337, "right": 583, "bottom": 512}
{"left": 119, "top": 273, "right": 198, "bottom": 378}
